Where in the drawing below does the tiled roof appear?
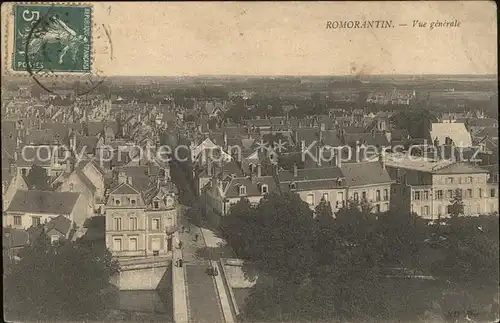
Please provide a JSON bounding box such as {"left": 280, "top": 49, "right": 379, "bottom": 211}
{"left": 464, "top": 118, "right": 498, "bottom": 128}
{"left": 6, "top": 190, "right": 80, "bottom": 215}
{"left": 224, "top": 176, "right": 277, "bottom": 198}
{"left": 45, "top": 215, "right": 73, "bottom": 235}
{"left": 340, "top": 162, "right": 393, "bottom": 187}
{"left": 75, "top": 170, "right": 97, "bottom": 192}
{"left": 474, "top": 127, "right": 498, "bottom": 139}
{"left": 77, "top": 136, "right": 99, "bottom": 153}
{"left": 129, "top": 175, "right": 156, "bottom": 193}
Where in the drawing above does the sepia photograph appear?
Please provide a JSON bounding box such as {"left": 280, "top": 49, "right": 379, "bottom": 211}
{"left": 1, "top": 1, "right": 498, "bottom": 322}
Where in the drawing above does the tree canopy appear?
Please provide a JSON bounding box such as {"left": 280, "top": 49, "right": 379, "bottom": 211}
{"left": 220, "top": 192, "right": 500, "bottom": 322}
{"left": 25, "top": 164, "right": 52, "bottom": 191}
{"left": 4, "top": 233, "right": 120, "bottom": 321}
{"left": 390, "top": 108, "right": 438, "bottom": 139}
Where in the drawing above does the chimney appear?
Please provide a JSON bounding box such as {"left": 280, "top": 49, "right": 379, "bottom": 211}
{"left": 319, "top": 129, "right": 323, "bottom": 143}
{"left": 293, "top": 163, "right": 298, "bottom": 177}
{"left": 384, "top": 130, "right": 392, "bottom": 144}
{"left": 257, "top": 164, "right": 262, "bottom": 178}
{"left": 379, "top": 151, "right": 386, "bottom": 170}
{"left": 65, "top": 158, "right": 74, "bottom": 173}
{"left": 118, "top": 171, "right": 127, "bottom": 184}
{"left": 223, "top": 132, "right": 228, "bottom": 147}
{"left": 10, "top": 163, "right": 17, "bottom": 176}
{"left": 317, "top": 146, "right": 322, "bottom": 167}
{"left": 70, "top": 133, "right": 76, "bottom": 151}
{"left": 207, "top": 160, "right": 212, "bottom": 176}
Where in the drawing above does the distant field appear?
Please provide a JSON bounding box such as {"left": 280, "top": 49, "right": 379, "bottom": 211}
{"left": 429, "top": 91, "right": 495, "bottom": 101}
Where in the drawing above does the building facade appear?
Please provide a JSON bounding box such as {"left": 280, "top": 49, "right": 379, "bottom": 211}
{"left": 386, "top": 155, "right": 496, "bottom": 219}
{"left": 105, "top": 181, "right": 177, "bottom": 258}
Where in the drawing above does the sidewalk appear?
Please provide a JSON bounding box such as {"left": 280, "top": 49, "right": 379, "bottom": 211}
{"left": 200, "top": 229, "right": 235, "bottom": 323}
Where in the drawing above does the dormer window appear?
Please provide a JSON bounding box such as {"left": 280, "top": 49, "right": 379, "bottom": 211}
{"left": 239, "top": 185, "right": 246, "bottom": 196}
{"left": 115, "top": 199, "right": 121, "bottom": 206}
{"left": 290, "top": 182, "right": 296, "bottom": 190}
{"left": 153, "top": 200, "right": 159, "bottom": 209}
{"left": 261, "top": 184, "right": 268, "bottom": 194}
{"left": 166, "top": 197, "right": 173, "bottom": 207}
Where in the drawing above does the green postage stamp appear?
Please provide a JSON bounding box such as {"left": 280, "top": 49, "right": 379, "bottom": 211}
{"left": 12, "top": 3, "right": 92, "bottom": 73}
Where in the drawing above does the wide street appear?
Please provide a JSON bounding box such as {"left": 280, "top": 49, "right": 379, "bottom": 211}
{"left": 178, "top": 208, "right": 225, "bottom": 323}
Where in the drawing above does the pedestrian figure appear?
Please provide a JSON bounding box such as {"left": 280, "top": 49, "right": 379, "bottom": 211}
{"left": 178, "top": 258, "right": 183, "bottom": 268}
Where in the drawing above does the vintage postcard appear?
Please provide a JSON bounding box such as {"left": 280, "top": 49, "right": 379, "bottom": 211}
{"left": 1, "top": 2, "right": 498, "bottom": 323}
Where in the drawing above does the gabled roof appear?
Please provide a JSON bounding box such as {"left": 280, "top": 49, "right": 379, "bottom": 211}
{"left": 109, "top": 182, "right": 141, "bottom": 195}
{"left": 6, "top": 190, "right": 80, "bottom": 215}
{"left": 45, "top": 215, "right": 73, "bottom": 235}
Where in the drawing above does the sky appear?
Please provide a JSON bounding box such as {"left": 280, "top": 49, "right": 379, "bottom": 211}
{"left": 1, "top": 1, "right": 497, "bottom": 76}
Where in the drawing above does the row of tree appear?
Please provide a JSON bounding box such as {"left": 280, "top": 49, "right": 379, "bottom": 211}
{"left": 220, "top": 192, "right": 499, "bottom": 322}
